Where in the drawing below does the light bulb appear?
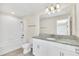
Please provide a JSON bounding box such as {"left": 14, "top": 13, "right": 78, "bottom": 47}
{"left": 45, "top": 8, "right": 49, "bottom": 12}
{"left": 50, "top": 6, "right": 54, "bottom": 11}
{"left": 11, "top": 11, "right": 15, "bottom": 14}
{"left": 56, "top": 4, "right": 60, "bottom": 9}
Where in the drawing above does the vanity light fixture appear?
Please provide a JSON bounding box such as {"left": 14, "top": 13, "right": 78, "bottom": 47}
{"left": 45, "top": 4, "right": 60, "bottom": 15}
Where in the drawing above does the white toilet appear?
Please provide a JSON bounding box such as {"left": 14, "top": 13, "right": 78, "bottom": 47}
{"left": 22, "top": 43, "right": 32, "bottom": 54}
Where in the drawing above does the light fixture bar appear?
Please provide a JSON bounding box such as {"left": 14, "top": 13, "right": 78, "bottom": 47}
{"left": 45, "top": 4, "right": 60, "bottom": 15}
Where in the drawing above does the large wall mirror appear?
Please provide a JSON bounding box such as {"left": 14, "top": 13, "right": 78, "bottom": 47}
{"left": 39, "top": 4, "right": 75, "bottom": 36}
{"left": 40, "top": 15, "right": 72, "bottom": 35}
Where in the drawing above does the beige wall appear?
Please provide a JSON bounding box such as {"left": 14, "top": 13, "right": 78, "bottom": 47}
{"left": 70, "top": 4, "right": 76, "bottom": 36}
{"left": 75, "top": 4, "right": 79, "bottom": 37}
{"left": 23, "top": 14, "right": 40, "bottom": 43}
{"left": 40, "top": 17, "right": 57, "bottom": 34}
{"left": 70, "top": 4, "right": 79, "bottom": 37}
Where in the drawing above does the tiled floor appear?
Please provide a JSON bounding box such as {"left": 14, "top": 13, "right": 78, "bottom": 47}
{"left": 2, "top": 48, "right": 34, "bottom": 56}
{"left": 19, "top": 52, "right": 34, "bottom": 56}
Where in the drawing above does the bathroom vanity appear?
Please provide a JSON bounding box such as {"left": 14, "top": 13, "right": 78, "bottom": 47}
{"left": 33, "top": 34, "right": 79, "bottom": 56}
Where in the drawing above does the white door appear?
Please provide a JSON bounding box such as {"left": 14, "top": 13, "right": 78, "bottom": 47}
{"left": 15, "top": 19, "right": 24, "bottom": 45}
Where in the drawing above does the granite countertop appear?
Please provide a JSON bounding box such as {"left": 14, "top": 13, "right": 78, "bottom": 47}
{"left": 33, "top": 34, "right": 79, "bottom": 47}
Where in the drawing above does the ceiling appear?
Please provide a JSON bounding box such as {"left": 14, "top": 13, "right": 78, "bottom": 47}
{"left": 0, "top": 3, "right": 73, "bottom": 18}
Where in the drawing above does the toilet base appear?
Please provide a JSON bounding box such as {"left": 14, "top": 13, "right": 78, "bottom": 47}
{"left": 22, "top": 43, "right": 32, "bottom": 54}
{"left": 23, "top": 48, "right": 31, "bottom": 54}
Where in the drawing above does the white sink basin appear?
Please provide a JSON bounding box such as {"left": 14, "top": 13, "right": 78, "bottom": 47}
{"left": 47, "top": 38, "right": 56, "bottom": 40}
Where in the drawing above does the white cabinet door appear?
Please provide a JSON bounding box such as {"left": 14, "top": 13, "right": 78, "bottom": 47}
{"left": 33, "top": 38, "right": 48, "bottom": 56}
{"left": 60, "top": 49, "right": 75, "bottom": 56}
{"left": 38, "top": 39, "right": 48, "bottom": 56}
{"left": 47, "top": 42, "right": 60, "bottom": 56}
{"left": 48, "top": 46, "right": 60, "bottom": 56}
